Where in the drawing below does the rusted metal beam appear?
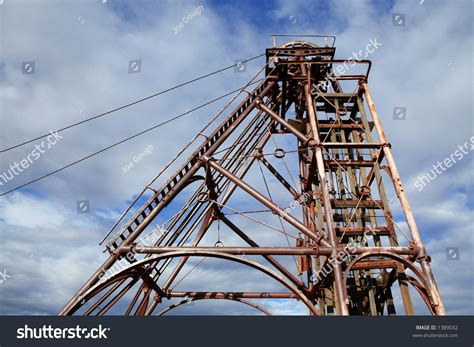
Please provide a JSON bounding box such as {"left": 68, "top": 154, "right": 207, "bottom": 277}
{"left": 361, "top": 81, "right": 446, "bottom": 315}
{"left": 203, "top": 156, "right": 331, "bottom": 248}
{"left": 169, "top": 291, "right": 297, "bottom": 299}
{"left": 303, "top": 63, "right": 349, "bottom": 315}
{"left": 255, "top": 98, "right": 311, "bottom": 144}
{"left": 335, "top": 226, "right": 390, "bottom": 236}
{"left": 126, "top": 246, "right": 318, "bottom": 256}
{"left": 350, "top": 260, "right": 398, "bottom": 271}
{"left": 330, "top": 199, "right": 384, "bottom": 209}
{"left": 321, "top": 142, "right": 385, "bottom": 148}
{"left": 219, "top": 214, "right": 305, "bottom": 288}
{"left": 326, "top": 160, "right": 374, "bottom": 167}
{"left": 257, "top": 152, "right": 300, "bottom": 199}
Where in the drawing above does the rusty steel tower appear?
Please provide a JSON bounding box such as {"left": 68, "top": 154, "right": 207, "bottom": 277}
{"left": 61, "top": 35, "right": 445, "bottom": 316}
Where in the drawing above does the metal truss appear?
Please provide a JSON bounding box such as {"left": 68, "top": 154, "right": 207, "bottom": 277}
{"left": 61, "top": 36, "right": 446, "bottom": 316}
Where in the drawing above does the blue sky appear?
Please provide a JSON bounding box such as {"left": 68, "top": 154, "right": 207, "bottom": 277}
{"left": 0, "top": 0, "right": 472, "bottom": 315}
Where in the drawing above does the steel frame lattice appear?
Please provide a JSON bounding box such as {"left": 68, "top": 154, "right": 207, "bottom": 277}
{"left": 61, "top": 36, "right": 446, "bottom": 316}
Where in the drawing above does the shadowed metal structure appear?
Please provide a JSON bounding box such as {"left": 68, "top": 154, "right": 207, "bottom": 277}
{"left": 61, "top": 35, "right": 445, "bottom": 316}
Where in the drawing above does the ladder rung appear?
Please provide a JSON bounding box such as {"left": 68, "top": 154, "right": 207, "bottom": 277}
{"left": 335, "top": 226, "right": 390, "bottom": 235}
{"left": 330, "top": 199, "right": 384, "bottom": 209}
{"left": 351, "top": 260, "right": 398, "bottom": 271}
{"left": 327, "top": 160, "right": 374, "bottom": 167}
{"left": 322, "top": 142, "right": 385, "bottom": 148}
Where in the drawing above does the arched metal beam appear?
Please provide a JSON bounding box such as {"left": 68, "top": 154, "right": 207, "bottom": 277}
{"left": 156, "top": 297, "right": 272, "bottom": 316}
{"left": 343, "top": 251, "right": 437, "bottom": 315}
{"left": 66, "top": 251, "right": 318, "bottom": 316}
{"left": 404, "top": 275, "right": 436, "bottom": 315}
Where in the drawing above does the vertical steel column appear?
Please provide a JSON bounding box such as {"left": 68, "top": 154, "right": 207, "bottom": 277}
{"left": 304, "top": 64, "right": 349, "bottom": 315}
{"left": 361, "top": 81, "right": 446, "bottom": 315}
{"left": 357, "top": 96, "right": 415, "bottom": 315}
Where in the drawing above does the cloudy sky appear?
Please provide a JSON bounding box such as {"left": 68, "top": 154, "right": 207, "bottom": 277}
{"left": 0, "top": 0, "right": 472, "bottom": 315}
